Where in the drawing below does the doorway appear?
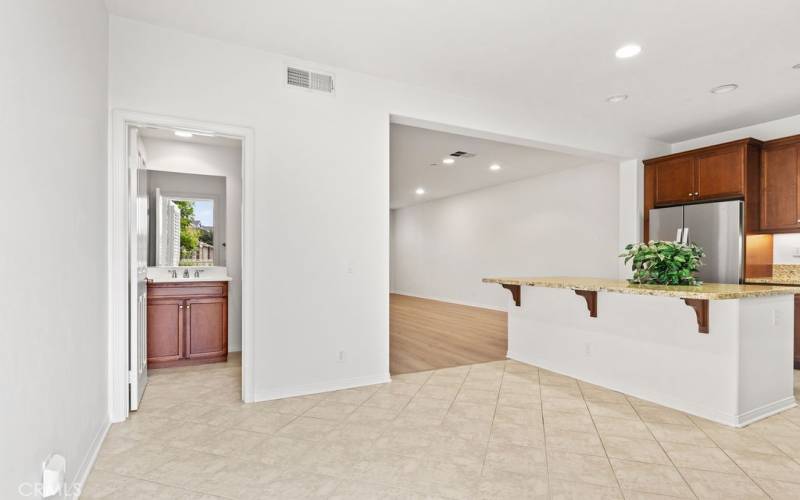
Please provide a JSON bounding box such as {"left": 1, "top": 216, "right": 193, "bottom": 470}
{"left": 109, "top": 110, "right": 255, "bottom": 422}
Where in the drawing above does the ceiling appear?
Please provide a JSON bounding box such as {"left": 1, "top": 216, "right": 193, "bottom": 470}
{"left": 106, "top": 1, "right": 800, "bottom": 144}
{"left": 138, "top": 126, "right": 242, "bottom": 148}
{"left": 391, "top": 124, "right": 592, "bottom": 208}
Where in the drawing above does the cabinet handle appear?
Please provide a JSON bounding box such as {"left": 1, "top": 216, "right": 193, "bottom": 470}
{"left": 694, "top": 192, "right": 699, "bottom": 196}
{"left": 179, "top": 305, "right": 183, "bottom": 309}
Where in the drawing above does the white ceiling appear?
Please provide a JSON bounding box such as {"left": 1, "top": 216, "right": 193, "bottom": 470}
{"left": 391, "top": 124, "right": 592, "bottom": 208}
{"left": 138, "top": 126, "right": 242, "bottom": 148}
{"left": 106, "top": 1, "right": 800, "bottom": 144}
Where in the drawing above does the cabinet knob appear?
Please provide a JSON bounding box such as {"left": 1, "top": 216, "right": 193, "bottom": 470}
{"left": 694, "top": 192, "right": 699, "bottom": 196}
{"left": 179, "top": 305, "right": 183, "bottom": 309}
{"left": 688, "top": 193, "right": 693, "bottom": 196}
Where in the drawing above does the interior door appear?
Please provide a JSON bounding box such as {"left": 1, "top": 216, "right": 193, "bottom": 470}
{"left": 129, "top": 128, "right": 149, "bottom": 410}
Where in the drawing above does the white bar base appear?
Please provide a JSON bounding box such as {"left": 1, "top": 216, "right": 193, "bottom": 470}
{"left": 507, "top": 287, "right": 796, "bottom": 427}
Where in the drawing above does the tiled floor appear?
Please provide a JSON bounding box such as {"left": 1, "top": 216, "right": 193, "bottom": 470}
{"left": 83, "top": 355, "right": 800, "bottom": 499}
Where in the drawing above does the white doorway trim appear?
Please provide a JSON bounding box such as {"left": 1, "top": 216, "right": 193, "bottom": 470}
{"left": 109, "top": 109, "right": 255, "bottom": 422}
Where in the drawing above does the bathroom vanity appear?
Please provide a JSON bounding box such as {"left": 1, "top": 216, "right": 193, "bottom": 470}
{"left": 146, "top": 267, "right": 230, "bottom": 368}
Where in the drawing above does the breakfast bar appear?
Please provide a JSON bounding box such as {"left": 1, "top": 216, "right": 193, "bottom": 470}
{"left": 484, "top": 277, "right": 800, "bottom": 427}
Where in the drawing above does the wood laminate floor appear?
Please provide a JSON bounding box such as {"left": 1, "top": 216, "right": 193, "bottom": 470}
{"left": 390, "top": 293, "right": 507, "bottom": 375}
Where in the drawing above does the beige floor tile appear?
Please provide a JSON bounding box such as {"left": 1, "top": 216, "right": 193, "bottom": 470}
{"left": 84, "top": 357, "right": 800, "bottom": 500}
{"left": 602, "top": 435, "right": 671, "bottom": 465}
{"left": 475, "top": 468, "right": 549, "bottom": 500}
{"left": 549, "top": 478, "right": 624, "bottom": 499}
{"left": 483, "top": 441, "right": 548, "bottom": 476}
{"left": 303, "top": 400, "right": 359, "bottom": 421}
{"left": 752, "top": 476, "right": 800, "bottom": 499}
{"left": 611, "top": 459, "right": 694, "bottom": 498}
{"left": 587, "top": 400, "right": 641, "bottom": 421}
{"left": 276, "top": 416, "right": 339, "bottom": 441}
{"left": 660, "top": 441, "right": 740, "bottom": 473}
{"left": 725, "top": 448, "right": 800, "bottom": 482}
{"left": 491, "top": 420, "right": 546, "bottom": 447}
{"left": 647, "top": 422, "right": 716, "bottom": 448}
{"left": 547, "top": 450, "right": 619, "bottom": 487}
{"left": 232, "top": 409, "right": 297, "bottom": 434}
{"left": 678, "top": 468, "right": 767, "bottom": 499}
{"left": 594, "top": 416, "right": 655, "bottom": 441}
{"left": 545, "top": 428, "right": 606, "bottom": 457}
{"left": 362, "top": 390, "right": 413, "bottom": 410}
{"left": 544, "top": 410, "right": 597, "bottom": 433}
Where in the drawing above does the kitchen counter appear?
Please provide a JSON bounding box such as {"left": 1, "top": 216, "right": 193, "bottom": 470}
{"left": 485, "top": 275, "right": 796, "bottom": 427}
{"left": 745, "top": 277, "right": 800, "bottom": 286}
{"left": 483, "top": 276, "right": 800, "bottom": 299}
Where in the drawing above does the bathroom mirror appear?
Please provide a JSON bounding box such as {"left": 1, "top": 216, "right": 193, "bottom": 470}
{"left": 154, "top": 190, "right": 217, "bottom": 266}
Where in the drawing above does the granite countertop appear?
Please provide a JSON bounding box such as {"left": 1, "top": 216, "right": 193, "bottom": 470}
{"left": 482, "top": 276, "right": 800, "bottom": 300}
{"left": 745, "top": 277, "right": 800, "bottom": 286}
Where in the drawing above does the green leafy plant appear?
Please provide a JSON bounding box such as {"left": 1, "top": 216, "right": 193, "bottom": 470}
{"left": 619, "top": 241, "right": 705, "bottom": 285}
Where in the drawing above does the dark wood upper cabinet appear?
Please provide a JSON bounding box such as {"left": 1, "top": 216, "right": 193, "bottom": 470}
{"left": 643, "top": 138, "right": 762, "bottom": 242}
{"left": 147, "top": 281, "right": 228, "bottom": 368}
{"left": 654, "top": 156, "right": 695, "bottom": 206}
{"left": 694, "top": 146, "right": 745, "bottom": 201}
{"left": 761, "top": 136, "right": 800, "bottom": 231}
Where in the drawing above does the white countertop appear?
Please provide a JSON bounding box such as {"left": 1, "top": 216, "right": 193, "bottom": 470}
{"left": 146, "top": 266, "right": 232, "bottom": 283}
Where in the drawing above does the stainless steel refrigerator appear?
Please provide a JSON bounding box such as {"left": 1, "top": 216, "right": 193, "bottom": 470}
{"left": 648, "top": 200, "right": 743, "bottom": 284}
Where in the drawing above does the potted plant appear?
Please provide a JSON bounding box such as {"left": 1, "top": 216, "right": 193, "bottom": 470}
{"left": 619, "top": 241, "right": 705, "bottom": 285}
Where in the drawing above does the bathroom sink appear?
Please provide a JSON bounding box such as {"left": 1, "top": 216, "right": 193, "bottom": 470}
{"left": 146, "top": 266, "right": 232, "bottom": 283}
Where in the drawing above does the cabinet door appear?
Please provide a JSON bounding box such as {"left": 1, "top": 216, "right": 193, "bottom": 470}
{"left": 694, "top": 146, "right": 745, "bottom": 200}
{"left": 147, "top": 299, "right": 184, "bottom": 363}
{"left": 654, "top": 157, "right": 695, "bottom": 206}
{"left": 761, "top": 145, "right": 800, "bottom": 230}
{"left": 186, "top": 297, "right": 227, "bottom": 359}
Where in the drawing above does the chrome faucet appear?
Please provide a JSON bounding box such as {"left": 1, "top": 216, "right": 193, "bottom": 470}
{"left": 169, "top": 269, "right": 177, "bottom": 279}
{"left": 194, "top": 269, "right": 204, "bottom": 278}
{"left": 183, "top": 269, "right": 190, "bottom": 278}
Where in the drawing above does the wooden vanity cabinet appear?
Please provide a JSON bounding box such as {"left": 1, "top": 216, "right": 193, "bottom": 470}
{"left": 760, "top": 135, "right": 800, "bottom": 232}
{"left": 147, "top": 281, "right": 228, "bottom": 368}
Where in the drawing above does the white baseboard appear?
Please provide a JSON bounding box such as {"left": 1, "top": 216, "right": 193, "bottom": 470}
{"left": 736, "top": 397, "right": 797, "bottom": 427}
{"left": 72, "top": 417, "right": 111, "bottom": 499}
{"left": 390, "top": 290, "right": 505, "bottom": 312}
{"left": 253, "top": 372, "right": 391, "bottom": 402}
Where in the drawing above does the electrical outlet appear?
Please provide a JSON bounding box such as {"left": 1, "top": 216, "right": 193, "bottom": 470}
{"left": 338, "top": 350, "right": 345, "bottom": 362}
{"left": 584, "top": 342, "right": 592, "bottom": 356}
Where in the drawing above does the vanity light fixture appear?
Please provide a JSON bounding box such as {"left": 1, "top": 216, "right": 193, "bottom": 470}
{"left": 174, "top": 130, "right": 194, "bottom": 138}
{"left": 615, "top": 44, "right": 642, "bottom": 59}
{"left": 710, "top": 84, "right": 738, "bottom": 94}
{"left": 415, "top": 187, "right": 426, "bottom": 195}
{"left": 442, "top": 158, "right": 455, "bottom": 165}
{"left": 489, "top": 164, "right": 501, "bottom": 171}
{"left": 606, "top": 94, "right": 628, "bottom": 103}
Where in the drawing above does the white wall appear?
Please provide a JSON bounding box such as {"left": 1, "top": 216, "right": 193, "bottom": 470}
{"left": 143, "top": 138, "right": 243, "bottom": 352}
{"left": 0, "top": 1, "right": 109, "bottom": 497}
{"left": 672, "top": 112, "right": 800, "bottom": 152}
{"left": 391, "top": 163, "right": 620, "bottom": 309}
{"left": 108, "top": 16, "right": 665, "bottom": 401}
{"left": 773, "top": 234, "right": 800, "bottom": 264}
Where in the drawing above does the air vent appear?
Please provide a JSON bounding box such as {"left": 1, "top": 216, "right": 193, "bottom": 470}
{"left": 287, "top": 66, "right": 335, "bottom": 94}
{"left": 449, "top": 151, "right": 476, "bottom": 158}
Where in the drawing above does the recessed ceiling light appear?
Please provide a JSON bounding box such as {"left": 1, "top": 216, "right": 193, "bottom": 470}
{"left": 615, "top": 44, "right": 641, "bottom": 59}
{"left": 489, "top": 164, "right": 501, "bottom": 171}
{"left": 442, "top": 158, "right": 455, "bottom": 165}
{"left": 606, "top": 94, "right": 628, "bottom": 103}
{"left": 415, "top": 187, "right": 425, "bottom": 195}
{"left": 174, "top": 130, "right": 193, "bottom": 138}
{"left": 710, "top": 84, "right": 738, "bottom": 94}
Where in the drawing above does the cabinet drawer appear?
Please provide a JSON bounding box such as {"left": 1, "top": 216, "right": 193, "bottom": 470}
{"left": 147, "top": 281, "right": 228, "bottom": 298}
